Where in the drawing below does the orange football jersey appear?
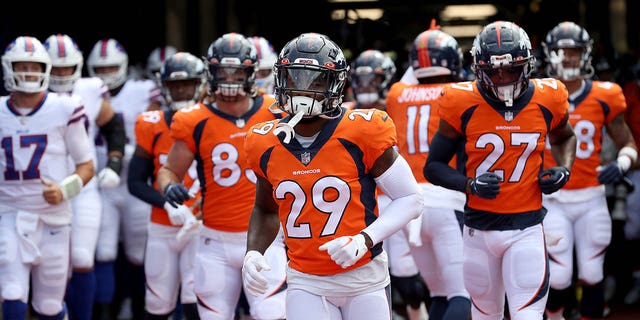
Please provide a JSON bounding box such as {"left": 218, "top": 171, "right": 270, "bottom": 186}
{"left": 386, "top": 81, "right": 455, "bottom": 182}
{"left": 170, "top": 95, "right": 279, "bottom": 231}
{"left": 134, "top": 110, "right": 200, "bottom": 226}
{"left": 245, "top": 108, "right": 397, "bottom": 275}
{"left": 543, "top": 80, "right": 627, "bottom": 189}
{"left": 439, "top": 79, "right": 569, "bottom": 214}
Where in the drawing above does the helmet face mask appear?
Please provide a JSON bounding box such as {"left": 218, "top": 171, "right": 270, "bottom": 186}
{"left": 205, "top": 33, "right": 258, "bottom": 102}
{"left": 471, "top": 21, "right": 535, "bottom": 107}
{"left": 274, "top": 33, "right": 348, "bottom": 118}
{"left": 542, "top": 21, "right": 593, "bottom": 81}
{"left": 2, "top": 36, "right": 52, "bottom": 93}
{"left": 43, "top": 34, "right": 84, "bottom": 92}
{"left": 158, "top": 52, "right": 206, "bottom": 111}
{"left": 87, "top": 39, "right": 128, "bottom": 90}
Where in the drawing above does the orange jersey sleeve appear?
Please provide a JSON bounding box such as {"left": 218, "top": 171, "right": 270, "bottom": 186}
{"left": 544, "top": 80, "right": 627, "bottom": 189}
{"left": 245, "top": 108, "right": 396, "bottom": 275}
{"left": 439, "top": 79, "right": 569, "bottom": 214}
{"left": 134, "top": 110, "right": 200, "bottom": 226}
{"left": 170, "top": 95, "right": 279, "bottom": 231}
{"left": 386, "top": 81, "right": 454, "bottom": 183}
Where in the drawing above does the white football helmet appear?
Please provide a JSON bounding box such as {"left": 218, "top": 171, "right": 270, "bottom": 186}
{"left": 2, "top": 36, "right": 52, "bottom": 93}
{"left": 87, "top": 39, "right": 128, "bottom": 90}
{"left": 43, "top": 34, "right": 84, "bottom": 92}
{"left": 146, "top": 45, "right": 177, "bottom": 79}
{"left": 251, "top": 36, "right": 277, "bottom": 93}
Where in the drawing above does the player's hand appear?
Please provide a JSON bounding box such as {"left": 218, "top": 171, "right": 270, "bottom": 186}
{"left": 597, "top": 162, "right": 624, "bottom": 185}
{"left": 538, "top": 166, "right": 570, "bottom": 194}
{"left": 41, "top": 178, "right": 63, "bottom": 205}
{"left": 318, "top": 233, "right": 368, "bottom": 269}
{"left": 163, "top": 203, "right": 192, "bottom": 226}
{"left": 176, "top": 214, "right": 201, "bottom": 240}
{"left": 468, "top": 172, "right": 501, "bottom": 199}
{"left": 242, "top": 250, "right": 271, "bottom": 296}
{"left": 98, "top": 167, "right": 121, "bottom": 189}
{"left": 163, "top": 183, "right": 191, "bottom": 208}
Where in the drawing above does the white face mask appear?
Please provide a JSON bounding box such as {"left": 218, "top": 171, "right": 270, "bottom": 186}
{"left": 285, "top": 95, "right": 326, "bottom": 116}
{"left": 549, "top": 49, "right": 581, "bottom": 81}
{"left": 355, "top": 92, "right": 379, "bottom": 105}
{"left": 494, "top": 85, "right": 519, "bottom": 107}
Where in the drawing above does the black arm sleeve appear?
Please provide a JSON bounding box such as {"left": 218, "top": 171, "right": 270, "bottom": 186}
{"left": 424, "top": 132, "right": 469, "bottom": 193}
{"left": 127, "top": 154, "right": 165, "bottom": 208}
{"left": 99, "top": 115, "right": 126, "bottom": 155}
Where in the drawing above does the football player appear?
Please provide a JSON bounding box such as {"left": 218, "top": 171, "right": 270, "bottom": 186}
{"left": 424, "top": 21, "right": 577, "bottom": 320}
{"left": 241, "top": 32, "right": 423, "bottom": 320}
{"left": 344, "top": 49, "right": 396, "bottom": 111}
{"left": 43, "top": 33, "right": 126, "bottom": 320}
{"left": 156, "top": 33, "right": 287, "bottom": 320}
{"left": 87, "top": 38, "right": 163, "bottom": 319}
{"left": 250, "top": 36, "right": 278, "bottom": 95}
{"left": 0, "top": 36, "right": 95, "bottom": 320}
{"left": 386, "top": 26, "right": 471, "bottom": 320}
{"left": 128, "top": 51, "right": 205, "bottom": 320}
{"left": 540, "top": 21, "right": 638, "bottom": 320}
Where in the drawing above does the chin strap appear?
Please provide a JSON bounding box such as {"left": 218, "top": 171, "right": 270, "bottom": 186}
{"left": 273, "top": 111, "right": 305, "bottom": 144}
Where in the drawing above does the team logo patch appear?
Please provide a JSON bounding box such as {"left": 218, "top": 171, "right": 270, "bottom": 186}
{"left": 504, "top": 111, "right": 513, "bottom": 122}
{"left": 301, "top": 152, "right": 311, "bottom": 165}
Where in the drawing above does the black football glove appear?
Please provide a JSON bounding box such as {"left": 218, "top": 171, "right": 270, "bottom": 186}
{"left": 163, "top": 183, "right": 191, "bottom": 208}
{"left": 538, "top": 166, "right": 570, "bottom": 194}
{"left": 468, "top": 172, "right": 501, "bottom": 199}
{"left": 596, "top": 162, "right": 624, "bottom": 185}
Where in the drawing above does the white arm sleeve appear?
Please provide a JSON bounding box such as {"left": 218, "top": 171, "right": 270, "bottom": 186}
{"left": 362, "top": 155, "right": 423, "bottom": 246}
{"left": 65, "top": 118, "right": 93, "bottom": 165}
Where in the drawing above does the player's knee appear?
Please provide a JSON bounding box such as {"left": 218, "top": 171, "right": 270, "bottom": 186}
{"left": 250, "top": 294, "right": 286, "bottom": 320}
{"left": 125, "top": 243, "right": 146, "bottom": 265}
{"left": 146, "top": 295, "right": 174, "bottom": 315}
{"left": 32, "top": 298, "right": 64, "bottom": 317}
{"left": 579, "top": 266, "right": 604, "bottom": 285}
{"left": 2, "top": 283, "right": 25, "bottom": 301}
{"left": 71, "top": 248, "right": 95, "bottom": 269}
{"left": 95, "top": 246, "right": 117, "bottom": 262}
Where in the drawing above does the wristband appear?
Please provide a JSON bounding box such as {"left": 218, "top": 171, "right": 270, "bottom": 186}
{"left": 60, "top": 174, "right": 84, "bottom": 200}
{"left": 106, "top": 156, "right": 123, "bottom": 175}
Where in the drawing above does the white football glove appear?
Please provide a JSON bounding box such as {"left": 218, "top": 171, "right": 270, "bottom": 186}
{"left": 98, "top": 167, "right": 121, "bottom": 189}
{"left": 318, "top": 233, "right": 368, "bottom": 269}
{"left": 163, "top": 202, "right": 193, "bottom": 226}
{"left": 405, "top": 215, "right": 423, "bottom": 247}
{"left": 242, "top": 250, "right": 271, "bottom": 296}
{"left": 176, "top": 214, "right": 201, "bottom": 241}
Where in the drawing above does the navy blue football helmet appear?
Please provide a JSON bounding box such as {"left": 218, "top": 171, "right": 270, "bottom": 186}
{"left": 409, "top": 29, "right": 463, "bottom": 80}
{"left": 471, "top": 21, "right": 535, "bottom": 107}
{"left": 542, "top": 21, "right": 594, "bottom": 81}
{"left": 274, "top": 33, "right": 348, "bottom": 117}
{"left": 349, "top": 49, "right": 396, "bottom": 105}
{"left": 205, "top": 33, "right": 258, "bottom": 102}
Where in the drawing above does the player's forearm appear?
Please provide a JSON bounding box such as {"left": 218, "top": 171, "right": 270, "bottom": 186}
{"left": 128, "top": 155, "right": 165, "bottom": 207}
{"left": 157, "top": 166, "right": 181, "bottom": 195}
{"left": 74, "top": 160, "right": 95, "bottom": 185}
{"left": 550, "top": 134, "right": 576, "bottom": 170}
{"left": 246, "top": 207, "right": 280, "bottom": 254}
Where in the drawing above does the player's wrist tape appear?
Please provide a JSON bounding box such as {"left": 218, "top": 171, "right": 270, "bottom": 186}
{"left": 106, "top": 156, "right": 123, "bottom": 174}
{"left": 60, "top": 174, "right": 84, "bottom": 200}
{"left": 617, "top": 146, "right": 638, "bottom": 172}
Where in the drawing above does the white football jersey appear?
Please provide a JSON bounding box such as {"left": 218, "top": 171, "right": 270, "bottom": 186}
{"left": 0, "top": 92, "right": 93, "bottom": 223}
{"left": 94, "top": 79, "right": 160, "bottom": 181}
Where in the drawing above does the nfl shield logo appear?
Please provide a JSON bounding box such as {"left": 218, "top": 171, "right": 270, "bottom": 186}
{"left": 504, "top": 111, "right": 513, "bottom": 122}
{"left": 236, "top": 118, "right": 245, "bottom": 128}
{"left": 301, "top": 152, "right": 311, "bottom": 165}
